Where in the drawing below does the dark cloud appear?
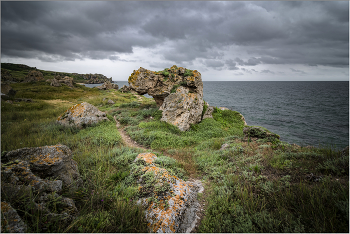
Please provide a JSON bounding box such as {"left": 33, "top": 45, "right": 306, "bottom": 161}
{"left": 290, "top": 68, "right": 307, "bottom": 74}
{"left": 261, "top": 70, "right": 275, "bottom": 74}
{"left": 1, "top": 1, "right": 348, "bottom": 69}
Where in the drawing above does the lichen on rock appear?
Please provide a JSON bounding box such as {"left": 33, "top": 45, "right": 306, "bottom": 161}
{"left": 127, "top": 153, "right": 203, "bottom": 233}
{"left": 1, "top": 145, "right": 82, "bottom": 232}
{"left": 57, "top": 102, "right": 109, "bottom": 128}
{"left": 128, "top": 66, "right": 204, "bottom": 131}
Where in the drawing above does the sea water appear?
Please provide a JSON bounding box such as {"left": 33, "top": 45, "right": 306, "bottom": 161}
{"left": 87, "top": 81, "right": 349, "bottom": 149}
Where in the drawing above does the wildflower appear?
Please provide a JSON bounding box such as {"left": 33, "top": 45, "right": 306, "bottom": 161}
{"left": 101, "top": 199, "right": 104, "bottom": 202}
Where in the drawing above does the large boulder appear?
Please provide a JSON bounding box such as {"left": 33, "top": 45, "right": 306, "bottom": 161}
{"left": 50, "top": 77, "right": 62, "bottom": 87}
{"left": 128, "top": 65, "right": 204, "bottom": 131}
{"left": 1, "top": 145, "right": 82, "bottom": 232}
{"left": 119, "top": 85, "right": 131, "bottom": 93}
{"left": 160, "top": 86, "right": 204, "bottom": 131}
{"left": 132, "top": 153, "right": 203, "bottom": 233}
{"left": 24, "top": 70, "right": 44, "bottom": 83}
{"left": 96, "top": 81, "right": 119, "bottom": 90}
{"left": 57, "top": 102, "right": 109, "bottom": 128}
{"left": 128, "top": 65, "right": 203, "bottom": 107}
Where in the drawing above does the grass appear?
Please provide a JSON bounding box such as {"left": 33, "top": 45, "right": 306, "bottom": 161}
{"left": 1, "top": 68, "right": 348, "bottom": 233}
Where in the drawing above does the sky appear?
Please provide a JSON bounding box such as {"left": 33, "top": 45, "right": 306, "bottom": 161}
{"left": 1, "top": 1, "right": 349, "bottom": 81}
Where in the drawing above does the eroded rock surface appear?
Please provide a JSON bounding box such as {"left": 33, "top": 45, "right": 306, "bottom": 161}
{"left": 131, "top": 153, "right": 203, "bottom": 233}
{"left": 160, "top": 86, "right": 204, "bottom": 131}
{"left": 1, "top": 145, "right": 82, "bottom": 232}
{"left": 96, "top": 81, "right": 119, "bottom": 90}
{"left": 24, "top": 70, "right": 44, "bottom": 83}
{"left": 128, "top": 65, "right": 204, "bottom": 131}
{"left": 57, "top": 102, "right": 109, "bottom": 128}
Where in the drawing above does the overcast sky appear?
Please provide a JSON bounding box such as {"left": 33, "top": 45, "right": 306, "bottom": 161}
{"left": 1, "top": 1, "right": 349, "bottom": 81}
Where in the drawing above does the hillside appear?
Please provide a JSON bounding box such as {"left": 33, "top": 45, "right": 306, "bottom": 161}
{"left": 1, "top": 66, "right": 349, "bottom": 233}
{"left": 1, "top": 63, "right": 113, "bottom": 84}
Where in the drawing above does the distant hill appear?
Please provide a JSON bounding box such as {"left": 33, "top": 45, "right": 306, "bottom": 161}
{"left": 1, "top": 63, "right": 113, "bottom": 84}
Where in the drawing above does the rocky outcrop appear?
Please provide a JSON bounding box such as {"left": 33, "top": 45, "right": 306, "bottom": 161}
{"left": 79, "top": 73, "right": 112, "bottom": 84}
{"left": 243, "top": 126, "right": 280, "bottom": 141}
{"left": 96, "top": 81, "right": 118, "bottom": 90}
{"left": 57, "top": 102, "right": 109, "bottom": 128}
{"left": 160, "top": 86, "right": 204, "bottom": 131}
{"left": 119, "top": 85, "right": 131, "bottom": 93}
{"left": 50, "top": 78, "right": 61, "bottom": 87}
{"left": 1, "top": 145, "right": 82, "bottom": 232}
{"left": 24, "top": 70, "right": 44, "bottom": 83}
{"left": 1, "top": 69, "right": 16, "bottom": 83}
{"left": 202, "top": 106, "right": 215, "bottom": 120}
{"left": 1, "top": 84, "right": 16, "bottom": 97}
{"left": 128, "top": 65, "right": 204, "bottom": 131}
{"left": 131, "top": 153, "right": 203, "bottom": 233}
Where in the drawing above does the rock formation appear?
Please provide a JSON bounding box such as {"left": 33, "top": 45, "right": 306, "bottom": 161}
{"left": 1, "top": 145, "right": 82, "bottom": 232}
{"left": 79, "top": 73, "right": 113, "bottom": 84}
{"left": 131, "top": 153, "right": 203, "bottom": 233}
{"left": 1, "top": 84, "right": 16, "bottom": 97}
{"left": 128, "top": 65, "right": 204, "bottom": 131}
{"left": 119, "top": 85, "right": 131, "bottom": 93}
{"left": 96, "top": 81, "right": 119, "bottom": 90}
{"left": 24, "top": 70, "right": 44, "bottom": 83}
{"left": 57, "top": 102, "right": 109, "bottom": 128}
{"left": 50, "top": 75, "right": 75, "bottom": 88}
{"left": 1, "top": 69, "right": 16, "bottom": 83}
{"left": 160, "top": 86, "right": 204, "bottom": 131}
{"left": 243, "top": 126, "right": 280, "bottom": 141}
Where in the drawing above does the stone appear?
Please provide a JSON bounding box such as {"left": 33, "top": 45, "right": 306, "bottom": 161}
{"left": 1, "top": 69, "right": 16, "bottom": 82}
{"left": 24, "top": 70, "right": 44, "bottom": 82}
{"left": 57, "top": 102, "right": 109, "bottom": 128}
{"left": 128, "top": 65, "right": 204, "bottom": 131}
{"left": 220, "top": 143, "right": 230, "bottom": 150}
{"left": 119, "top": 85, "right": 131, "bottom": 93}
{"left": 59, "top": 76, "right": 75, "bottom": 88}
{"left": 159, "top": 86, "right": 204, "bottom": 131}
{"left": 1, "top": 144, "right": 82, "bottom": 190}
{"left": 1, "top": 84, "right": 16, "bottom": 96}
{"left": 243, "top": 126, "right": 280, "bottom": 141}
{"left": 1, "top": 145, "right": 81, "bottom": 232}
{"left": 1, "top": 201, "right": 27, "bottom": 233}
{"left": 202, "top": 106, "right": 215, "bottom": 119}
{"left": 96, "top": 81, "right": 118, "bottom": 90}
{"left": 107, "top": 99, "right": 115, "bottom": 105}
{"left": 128, "top": 65, "right": 203, "bottom": 107}
{"left": 50, "top": 78, "right": 62, "bottom": 87}
{"left": 132, "top": 153, "right": 203, "bottom": 233}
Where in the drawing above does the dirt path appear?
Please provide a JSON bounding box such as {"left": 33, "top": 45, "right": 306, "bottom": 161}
{"left": 113, "top": 115, "right": 207, "bottom": 233}
{"left": 113, "top": 116, "right": 148, "bottom": 150}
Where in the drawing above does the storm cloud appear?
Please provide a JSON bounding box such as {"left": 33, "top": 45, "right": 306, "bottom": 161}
{"left": 1, "top": 1, "right": 348, "bottom": 80}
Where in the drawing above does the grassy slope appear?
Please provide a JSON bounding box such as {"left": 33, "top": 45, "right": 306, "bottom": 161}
{"left": 1, "top": 75, "right": 349, "bottom": 233}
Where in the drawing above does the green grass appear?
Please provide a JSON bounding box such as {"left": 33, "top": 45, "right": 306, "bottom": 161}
{"left": 1, "top": 75, "right": 348, "bottom": 233}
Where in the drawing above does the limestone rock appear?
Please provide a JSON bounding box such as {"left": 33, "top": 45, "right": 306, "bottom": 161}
{"left": 24, "top": 70, "right": 44, "bottom": 83}
{"left": 120, "top": 85, "right": 131, "bottom": 93}
{"left": 128, "top": 65, "right": 203, "bottom": 107}
{"left": 243, "top": 126, "right": 280, "bottom": 141}
{"left": 107, "top": 99, "right": 115, "bottom": 105}
{"left": 1, "top": 84, "right": 16, "bottom": 96}
{"left": 160, "top": 86, "right": 204, "bottom": 131}
{"left": 1, "top": 69, "right": 16, "bottom": 82}
{"left": 1, "top": 201, "right": 27, "bottom": 233}
{"left": 1, "top": 145, "right": 81, "bottom": 232}
{"left": 132, "top": 153, "right": 203, "bottom": 233}
{"left": 128, "top": 65, "right": 204, "bottom": 131}
{"left": 60, "top": 76, "right": 75, "bottom": 88}
{"left": 202, "top": 106, "right": 215, "bottom": 119}
{"left": 96, "top": 81, "right": 118, "bottom": 90}
{"left": 50, "top": 78, "right": 62, "bottom": 87}
{"left": 1, "top": 144, "right": 82, "bottom": 190}
{"left": 57, "top": 102, "right": 109, "bottom": 128}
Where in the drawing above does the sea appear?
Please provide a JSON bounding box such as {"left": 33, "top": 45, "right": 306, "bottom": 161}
{"left": 85, "top": 81, "right": 349, "bottom": 149}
